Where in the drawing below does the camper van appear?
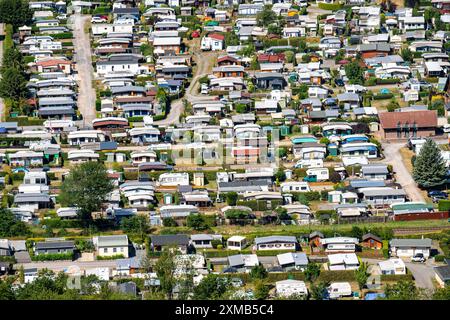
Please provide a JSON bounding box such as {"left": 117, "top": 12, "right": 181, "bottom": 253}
{"left": 303, "top": 167, "right": 329, "bottom": 182}
{"left": 294, "top": 159, "right": 323, "bottom": 169}
{"left": 327, "top": 282, "right": 352, "bottom": 299}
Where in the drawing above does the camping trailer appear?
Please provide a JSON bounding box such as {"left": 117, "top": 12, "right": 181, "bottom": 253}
{"left": 303, "top": 167, "right": 329, "bottom": 182}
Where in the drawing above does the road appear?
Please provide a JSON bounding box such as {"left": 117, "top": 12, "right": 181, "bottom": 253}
{"left": 154, "top": 51, "right": 220, "bottom": 126}
{"left": 71, "top": 14, "right": 96, "bottom": 127}
{"left": 0, "top": 23, "right": 5, "bottom": 121}
{"left": 381, "top": 141, "right": 425, "bottom": 202}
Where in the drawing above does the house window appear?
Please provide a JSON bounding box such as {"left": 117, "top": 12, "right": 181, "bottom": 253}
{"left": 113, "top": 248, "right": 117, "bottom": 253}
{"left": 103, "top": 248, "right": 108, "bottom": 253}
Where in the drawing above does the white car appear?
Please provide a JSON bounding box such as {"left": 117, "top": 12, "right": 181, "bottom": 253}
{"left": 91, "top": 16, "right": 107, "bottom": 23}
{"left": 411, "top": 253, "right": 426, "bottom": 263}
{"left": 443, "top": 124, "right": 450, "bottom": 133}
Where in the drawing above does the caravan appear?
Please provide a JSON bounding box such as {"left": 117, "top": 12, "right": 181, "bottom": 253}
{"left": 303, "top": 167, "right": 329, "bottom": 182}
{"left": 294, "top": 159, "right": 323, "bottom": 169}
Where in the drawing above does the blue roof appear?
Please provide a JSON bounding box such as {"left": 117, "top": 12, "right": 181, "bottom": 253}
{"left": 349, "top": 180, "right": 386, "bottom": 188}
{"left": 100, "top": 141, "right": 118, "bottom": 150}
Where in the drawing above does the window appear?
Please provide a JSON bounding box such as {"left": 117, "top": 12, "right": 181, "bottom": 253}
{"left": 113, "top": 248, "right": 117, "bottom": 253}
{"left": 103, "top": 248, "right": 108, "bottom": 253}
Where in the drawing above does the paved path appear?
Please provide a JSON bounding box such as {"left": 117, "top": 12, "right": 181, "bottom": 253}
{"left": 0, "top": 23, "right": 5, "bottom": 121}
{"left": 154, "top": 51, "right": 220, "bottom": 126}
{"left": 71, "top": 14, "right": 96, "bottom": 127}
{"left": 381, "top": 141, "right": 425, "bottom": 202}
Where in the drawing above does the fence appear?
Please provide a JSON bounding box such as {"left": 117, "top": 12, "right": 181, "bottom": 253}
{"left": 336, "top": 216, "right": 389, "bottom": 224}
{"left": 393, "top": 211, "right": 449, "bottom": 221}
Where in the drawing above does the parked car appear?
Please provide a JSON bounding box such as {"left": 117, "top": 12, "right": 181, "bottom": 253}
{"left": 91, "top": 16, "right": 107, "bottom": 23}
{"left": 443, "top": 124, "right": 450, "bottom": 133}
{"left": 427, "top": 190, "right": 448, "bottom": 202}
{"left": 335, "top": 78, "right": 345, "bottom": 87}
{"left": 411, "top": 253, "right": 426, "bottom": 263}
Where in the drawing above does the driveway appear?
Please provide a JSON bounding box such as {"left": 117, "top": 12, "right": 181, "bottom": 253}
{"left": 154, "top": 51, "right": 220, "bottom": 126}
{"left": 381, "top": 141, "right": 425, "bottom": 202}
{"left": 70, "top": 14, "right": 96, "bottom": 127}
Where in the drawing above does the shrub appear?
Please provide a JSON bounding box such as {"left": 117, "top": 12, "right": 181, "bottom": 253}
{"left": 318, "top": 3, "right": 342, "bottom": 10}
{"left": 373, "top": 93, "right": 394, "bottom": 100}
{"left": 434, "top": 255, "right": 446, "bottom": 262}
{"left": 96, "top": 254, "right": 125, "bottom": 260}
{"left": 31, "top": 252, "right": 74, "bottom": 261}
{"left": 438, "top": 200, "right": 450, "bottom": 211}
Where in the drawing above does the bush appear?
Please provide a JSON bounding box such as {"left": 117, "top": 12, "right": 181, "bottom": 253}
{"left": 438, "top": 200, "right": 450, "bottom": 211}
{"left": 434, "top": 255, "right": 446, "bottom": 262}
{"left": 31, "top": 252, "right": 74, "bottom": 261}
{"left": 96, "top": 254, "right": 125, "bottom": 260}
{"left": 51, "top": 32, "right": 73, "bottom": 39}
{"left": 373, "top": 93, "right": 394, "bottom": 100}
{"left": 318, "top": 3, "right": 342, "bottom": 10}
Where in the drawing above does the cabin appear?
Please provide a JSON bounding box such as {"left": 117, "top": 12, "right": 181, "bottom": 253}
{"left": 94, "top": 235, "right": 130, "bottom": 258}
{"left": 389, "top": 238, "right": 432, "bottom": 259}
{"left": 320, "top": 237, "right": 359, "bottom": 253}
{"left": 361, "top": 233, "right": 383, "bottom": 250}
{"left": 190, "top": 234, "right": 222, "bottom": 249}
{"left": 34, "top": 240, "right": 75, "bottom": 256}
{"left": 150, "top": 235, "right": 190, "bottom": 254}
{"left": 254, "top": 236, "right": 298, "bottom": 251}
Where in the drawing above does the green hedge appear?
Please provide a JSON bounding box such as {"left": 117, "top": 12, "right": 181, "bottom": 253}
{"left": 41, "top": 219, "right": 83, "bottom": 229}
{"left": 438, "top": 200, "right": 450, "bottom": 211}
{"left": 51, "top": 32, "right": 73, "bottom": 39}
{"left": 373, "top": 93, "right": 394, "bottom": 100}
{"left": 5, "top": 117, "right": 45, "bottom": 126}
{"left": 380, "top": 274, "right": 414, "bottom": 282}
{"left": 96, "top": 254, "right": 125, "bottom": 260}
{"left": 318, "top": 3, "right": 343, "bottom": 10}
{"left": 32, "top": 252, "right": 74, "bottom": 261}
{"left": 127, "top": 116, "right": 144, "bottom": 122}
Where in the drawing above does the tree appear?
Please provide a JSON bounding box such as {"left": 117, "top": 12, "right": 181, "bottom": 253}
{"left": 186, "top": 214, "right": 208, "bottom": 231}
{"left": 59, "top": 162, "right": 114, "bottom": 223}
{"left": 1, "top": 46, "right": 25, "bottom": 72}
{"left": 354, "top": 262, "right": 369, "bottom": 290}
{"left": 344, "top": 61, "right": 364, "bottom": 85}
{"left": 384, "top": 280, "right": 421, "bottom": 300}
{"left": 0, "top": 67, "right": 29, "bottom": 100}
{"left": 274, "top": 168, "right": 286, "bottom": 182}
{"left": 412, "top": 139, "right": 447, "bottom": 189}
{"left": 193, "top": 274, "right": 229, "bottom": 300}
{"left": 153, "top": 250, "right": 176, "bottom": 300}
{"left": 310, "top": 281, "right": 329, "bottom": 300}
{"left": 304, "top": 263, "right": 321, "bottom": 282}
{"left": 0, "top": 279, "right": 15, "bottom": 300}
{"left": 0, "top": 0, "right": 33, "bottom": 29}
{"left": 350, "top": 226, "right": 364, "bottom": 239}
{"left": 0, "top": 208, "right": 29, "bottom": 237}
{"left": 162, "top": 217, "right": 178, "bottom": 227}
{"left": 120, "top": 215, "right": 150, "bottom": 242}
{"left": 275, "top": 207, "right": 291, "bottom": 223}
{"left": 250, "top": 265, "right": 268, "bottom": 280}
{"left": 257, "top": 6, "right": 277, "bottom": 27}
{"left": 400, "top": 48, "right": 413, "bottom": 63}
{"left": 329, "top": 171, "right": 342, "bottom": 183}
{"left": 254, "top": 280, "right": 270, "bottom": 299}
{"left": 386, "top": 99, "right": 399, "bottom": 112}
{"left": 225, "top": 192, "right": 238, "bottom": 206}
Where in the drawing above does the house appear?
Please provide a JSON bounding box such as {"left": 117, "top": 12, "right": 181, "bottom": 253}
{"left": 67, "top": 130, "right": 106, "bottom": 145}
{"left": 328, "top": 253, "right": 360, "bottom": 271}
{"left": 389, "top": 238, "right": 432, "bottom": 259}
{"left": 378, "top": 258, "right": 406, "bottom": 275}
{"left": 238, "top": 3, "right": 263, "bottom": 16}
{"left": 181, "top": 190, "right": 212, "bottom": 207}
{"left": 130, "top": 151, "right": 157, "bottom": 165}
{"left": 434, "top": 262, "right": 450, "bottom": 288}
{"left": 34, "top": 240, "right": 75, "bottom": 256}
{"left": 153, "top": 37, "right": 181, "bottom": 55}
{"left": 276, "top": 280, "right": 308, "bottom": 298}
{"left": 14, "top": 193, "right": 52, "bottom": 211}
{"left": 67, "top": 150, "right": 100, "bottom": 164}
{"left": 277, "top": 252, "right": 309, "bottom": 271}
{"left": 320, "top": 237, "right": 359, "bottom": 253}
{"left": 190, "top": 234, "right": 222, "bottom": 249}
{"left": 94, "top": 235, "right": 130, "bottom": 258}
{"left": 328, "top": 282, "right": 352, "bottom": 299}
{"left": 360, "top": 164, "right": 389, "bottom": 181}
{"left": 254, "top": 72, "right": 287, "bottom": 90}
{"left": 360, "top": 187, "right": 407, "bottom": 205}
{"left": 227, "top": 236, "right": 247, "bottom": 251}
{"left": 158, "top": 172, "right": 190, "bottom": 187}
{"left": 361, "top": 233, "right": 383, "bottom": 250}
{"left": 340, "top": 142, "right": 378, "bottom": 159}
{"left": 24, "top": 268, "right": 38, "bottom": 283}
{"left": 398, "top": 16, "right": 425, "bottom": 31}
{"left": 150, "top": 235, "right": 190, "bottom": 253}
{"left": 293, "top": 142, "right": 327, "bottom": 160}
{"left": 96, "top": 57, "right": 140, "bottom": 76}
{"left": 213, "top": 65, "right": 245, "bottom": 78}
{"left": 254, "top": 236, "right": 298, "bottom": 251}
{"left": 201, "top": 34, "right": 225, "bottom": 51}
{"left": 8, "top": 151, "right": 44, "bottom": 167}
{"left": 227, "top": 254, "right": 259, "bottom": 270}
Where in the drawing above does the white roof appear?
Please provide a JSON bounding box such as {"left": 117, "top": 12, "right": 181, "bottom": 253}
{"left": 227, "top": 236, "right": 246, "bottom": 242}
{"left": 328, "top": 253, "right": 359, "bottom": 265}
{"left": 153, "top": 37, "right": 181, "bottom": 46}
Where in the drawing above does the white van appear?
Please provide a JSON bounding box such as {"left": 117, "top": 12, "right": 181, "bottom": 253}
{"left": 294, "top": 159, "right": 323, "bottom": 169}
{"left": 201, "top": 84, "right": 209, "bottom": 95}
{"left": 304, "top": 167, "right": 329, "bottom": 182}
{"left": 327, "top": 282, "right": 352, "bottom": 299}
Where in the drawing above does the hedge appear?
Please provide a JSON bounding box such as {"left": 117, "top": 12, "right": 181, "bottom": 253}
{"left": 127, "top": 116, "right": 144, "bottom": 122}
{"left": 5, "top": 117, "right": 45, "bottom": 126}
{"left": 380, "top": 274, "right": 414, "bottom": 282}
{"left": 31, "top": 252, "right": 74, "bottom": 261}
{"left": 41, "top": 219, "right": 84, "bottom": 229}
{"left": 51, "top": 32, "right": 73, "bottom": 39}
{"left": 96, "top": 254, "right": 125, "bottom": 260}
{"left": 318, "top": 3, "right": 343, "bottom": 10}
{"left": 438, "top": 200, "right": 450, "bottom": 211}
{"left": 373, "top": 93, "right": 394, "bottom": 100}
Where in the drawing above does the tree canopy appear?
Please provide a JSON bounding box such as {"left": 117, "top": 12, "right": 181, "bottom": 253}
{"left": 0, "top": 208, "right": 29, "bottom": 237}
{"left": 59, "top": 162, "right": 114, "bottom": 222}
{"left": 0, "top": 0, "right": 33, "bottom": 29}
{"left": 412, "top": 138, "right": 447, "bottom": 189}
{"left": 344, "top": 60, "right": 365, "bottom": 85}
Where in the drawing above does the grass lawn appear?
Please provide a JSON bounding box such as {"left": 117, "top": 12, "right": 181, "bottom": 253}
{"left": 211, "top": 219, "right": 450, "bottom": 237}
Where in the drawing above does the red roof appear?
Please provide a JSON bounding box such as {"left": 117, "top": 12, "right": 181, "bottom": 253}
{"left": 257, "top": 53, "right": 285, "bottom": 63}
{"left": 232, "top": 148, "right": 260, "bottom": 156}
{"left": 36, "top": 59, "right": 70, "bottom": 67}
{"left": 379, "top": 110, "right": 438, "bottom": 129}
{"left": 217, "top": 55, "right": 237, "bottom": 63}
{"left": 209, "top": 33, "right": 225, "bottom": 41}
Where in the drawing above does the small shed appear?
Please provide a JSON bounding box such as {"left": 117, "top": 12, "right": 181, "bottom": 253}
{"left": 361, "top": 233, "right": 383, "bottom": 250}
